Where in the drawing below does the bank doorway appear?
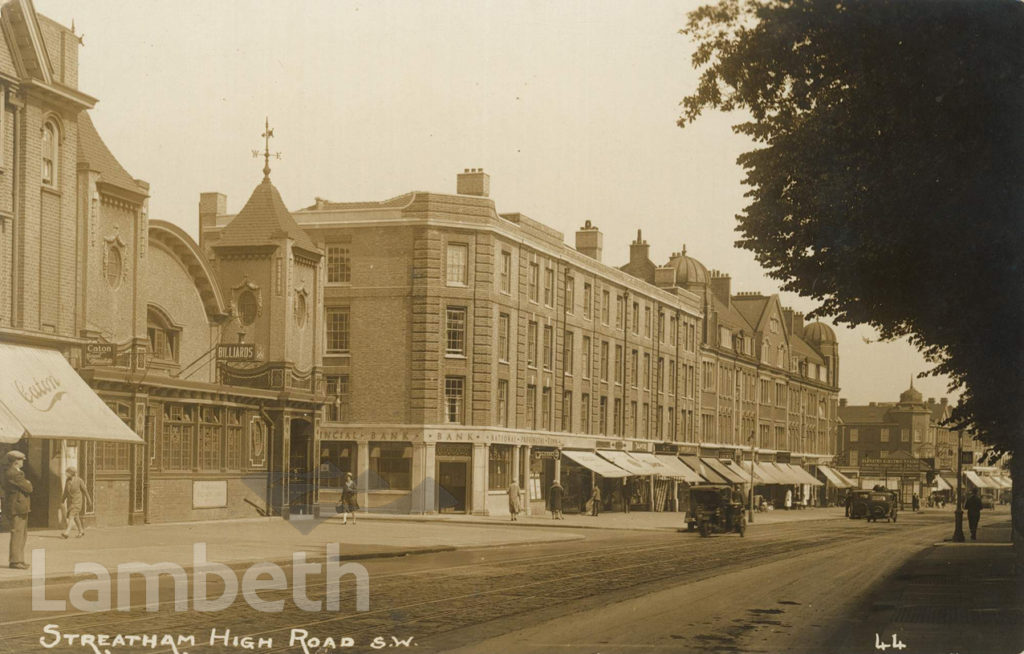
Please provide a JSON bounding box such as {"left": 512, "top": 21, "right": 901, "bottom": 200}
{"left": 438, "top": 460, "right": 468, "bottom": 513}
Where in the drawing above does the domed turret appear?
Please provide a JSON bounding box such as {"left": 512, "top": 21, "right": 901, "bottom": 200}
{"left": 899, "top": 379, "right": 923, "bottom": 404}
{"left": 803, "top": 321, "right": 837, "bottom": 344}
{"left": 667, "top": 245, "right": 708, "bottom": 287}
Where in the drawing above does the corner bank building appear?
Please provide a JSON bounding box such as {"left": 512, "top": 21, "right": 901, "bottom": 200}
{"left": 0, "top": 0, "right": 325, "bottom": 529}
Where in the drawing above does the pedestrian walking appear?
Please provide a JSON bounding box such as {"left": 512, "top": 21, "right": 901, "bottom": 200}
{"left": 590, "top": 484, "right": 601, "bottom": 517}
{"left": 3, "top": 451, "right": 32, "bottom": 569}
{"left": 507, "top": 480, "right": 522, "bottom": 521}
{"left": 337, "top": 472, "right": 358, "bottom": 525}
{"left": 911, "top": 492, "right": 920, "bottom": 512}
{"left": 548, "top": 480, "right": 564, "bottom": 519}
{"left": 61, "top": 466, "right": 91, "bottom": 539}
{"left": 965, "top": 489, "right": 983, "bottom": 540}
{"left": 784, "top": 488, "right": 793, "bottom": 510}
{"left": 843, "top": 492, "right": 852, "bottom": 517}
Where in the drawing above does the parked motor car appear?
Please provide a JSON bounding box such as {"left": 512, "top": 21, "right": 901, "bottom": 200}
{"left": 686, "top": 485, "right": 746, "bottom": 537}
{"left": 848, "top": 489, "right": 898, "bottom": 522}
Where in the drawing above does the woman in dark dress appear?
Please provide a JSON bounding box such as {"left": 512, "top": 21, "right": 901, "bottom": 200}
{"left": 549, "top": 480, "right": 564, "bottom": 520}
{"left": 339, "top": 472, "right": 358, "bottom": 525}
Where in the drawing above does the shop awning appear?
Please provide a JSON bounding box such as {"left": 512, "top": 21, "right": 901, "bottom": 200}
{"left": 995, "top": 476, "right": 1013, "bottom": 489}
{"left": 779, "top": 463, "right": 824, "bottom": 486}
{"left": 654, "top": 455, "right": 705, "bottom": 483}
{"left": 933, "top": 474, "right": 952, "bottom": 491}
{"left": 740, "top": 461, "right": 787, "bottom": 485}
{"left": 561, "top": 450, "right": 630, "bottom": 478}
{"left": 680, "top": 455, "right": 727, "bottom": 484}
{"left": 597, "top": 450, "right": 659, "bottom": 476}
{"left": 963, "top": 470, "right": 994, "bottom": 489}
{"left": 702, "top": 457, "right": 750, "bottom": 485}
{"left": 762, "top": 462, "right": 801, "bottom": 484}
{"left": 817, "top": 465, "right": 853, "bottom": 488}
{"left": 0, "top": 400, "right": 26, "bottom": 444}
{"left": 0, "top": 343, "right": 142, "bottom": 444}
{"left": 834, "top": 469, "right": 858, "bottom": 487}
{"left": 629, "top": 452, "right": 678, "bottom": 478}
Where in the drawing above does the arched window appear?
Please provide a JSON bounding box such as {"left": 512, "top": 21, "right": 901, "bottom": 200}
{"left": 147, "top": 307, "right": 180, "bottom": 363}
{"left": 42, "top": 120, "right": 58, "bottom": 186}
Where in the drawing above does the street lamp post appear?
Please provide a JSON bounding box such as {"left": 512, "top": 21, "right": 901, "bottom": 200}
{"left": 748, "top": 432, "right": 756, "bottom": 523}
{"left": 952, "top": 429, "right": 965, "bottom": 542}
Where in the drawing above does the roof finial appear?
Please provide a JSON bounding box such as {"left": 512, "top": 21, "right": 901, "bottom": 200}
{"left": 910, "top": 376, "right": 915, "bottom": 390}
{"left": 252, "top": 117, "right": 281, "bottom": 180}
{"left": 681, "top": 244, "right": 687, "bottom": 256}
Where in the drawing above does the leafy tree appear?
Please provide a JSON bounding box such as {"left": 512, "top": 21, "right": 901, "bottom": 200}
{"left": 679, "top": 0, "right": 1023, "bottom": 547}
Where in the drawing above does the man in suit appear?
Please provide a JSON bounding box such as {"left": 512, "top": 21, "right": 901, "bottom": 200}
{"left": 964, "top": 489, "right": 983, "bottom": 541}
{"left": 3, "top": 450, "right": 32, "bottom": 569}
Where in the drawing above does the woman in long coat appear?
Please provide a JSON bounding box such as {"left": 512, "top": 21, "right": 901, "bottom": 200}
{"left": 507, "top": 480, "right": 522, "bottom": 521}
{"left": 548, "top": 480, "right": 564, "bottom": 519}
{"left": 61, "top": 466, "right": 91, "bottom": 538}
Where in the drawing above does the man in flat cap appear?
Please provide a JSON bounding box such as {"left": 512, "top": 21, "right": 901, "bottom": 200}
{"left": 3, "top": 450, "right": 32, "bottom": 569}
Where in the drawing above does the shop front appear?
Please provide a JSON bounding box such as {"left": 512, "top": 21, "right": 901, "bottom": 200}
{"left": 0, "top": 343, "right": 144, "bottom": 529}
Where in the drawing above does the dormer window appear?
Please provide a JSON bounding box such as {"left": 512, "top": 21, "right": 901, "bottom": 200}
{"left": 42, "top": 120, "right": 58, "bottom": 186}
{"left": 147, "top": 307, "right": 180, "bottom": 363}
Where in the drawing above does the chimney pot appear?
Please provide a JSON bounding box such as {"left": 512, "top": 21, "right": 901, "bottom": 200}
{"left": 457, "top": 168, "right": 490, "bottom": 197}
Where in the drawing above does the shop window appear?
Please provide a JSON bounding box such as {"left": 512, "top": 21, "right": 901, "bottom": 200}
{"left": 370, "top": 442, "right": 412, "bottom": 490}
{"left": 326, "top": 246, "right": 351, "bottom": 284}
{"left": 97, "top": 401, "right": 131, "bottom": 472}
{"left": 319, "top": 442, "right": 355, "bottom": 489}
{"left": 198, "top": 406, "right": 223, "bottom": 471}
{"left": 446, "top": 244, "right": 468, "bottom": 286}
{"left": 326, "top": 307, "right": 350, "bottom": 353}
{"left": 225, "top": 409, "right": 243, "bottom": 470}
{"left": 488, "top": 444, "right": 513, "bottom": 490}
{"left": 160, "top": 403, "right": 194, "bottom": 471}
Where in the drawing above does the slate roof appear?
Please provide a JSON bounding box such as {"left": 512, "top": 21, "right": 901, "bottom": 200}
{"left": 217, "top": 177, "right": 318, "bottom": 252}
{"left": 731, "top": 294, "right": 769, "bottom": 332}
{"left": 790, "top": 334, "right": 825, "bottom": 364}
{"left": 711, "top": 296, "right": 753, "bottom": 333}
{"left": 77, "top": 112, "right": 146, "bottom": 194}
{"left": 838, "top": 404, "right": 892, "bottom": 424}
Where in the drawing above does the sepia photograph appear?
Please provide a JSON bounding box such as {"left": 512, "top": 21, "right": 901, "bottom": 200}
{"left": 0, "top": 1, "right": 1020, "bottom": 652}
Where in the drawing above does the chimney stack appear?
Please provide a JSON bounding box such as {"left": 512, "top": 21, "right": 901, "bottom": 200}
{"left": 940, "top": 398, "right": 948, "bottom": 407}
{"left": 710, "top": 270, "right": 731, "bottom": 308}
{"left": 839, "top": 398, "right": 848, "bottom": 408}
{"left": 629, "top": 229, "right": 650, "bottom": 265}
{"left": 457, "top": 168, "right": 490, "bottom": 197}
{"left": 575, "top": 220, "right": 603, "bottom": 261}
{"left": 199, "top": 192, "right": 227, "bottom": 251}
{"left": 792, "top": 311, "right": 805, "bottom": 338}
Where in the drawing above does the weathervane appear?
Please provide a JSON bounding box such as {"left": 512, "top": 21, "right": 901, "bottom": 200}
{"left": 252, "top": 117, "right": 281, "bottom": 179}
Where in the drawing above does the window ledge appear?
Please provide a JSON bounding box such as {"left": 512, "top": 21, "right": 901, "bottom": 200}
{"left": 41, "top": 185, "right": 61, "bottom": 197}
{"left": 445, "top": 354, "right": 468, "bottom": 360}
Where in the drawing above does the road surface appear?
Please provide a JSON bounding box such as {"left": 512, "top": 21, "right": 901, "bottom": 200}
{"left": 0, "top": 510, "right": 963, "bottom": 653}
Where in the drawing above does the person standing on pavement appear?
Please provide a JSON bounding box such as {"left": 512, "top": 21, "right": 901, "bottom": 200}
{"left": 912, "top": 492, "right": 920, "bottom": 512}
{"left": 3, "top": 451, "right": 32, "bottom": 569}
{"left": 338, "top": 472, "right": 358, "bottom": 525}
{"left": 61, "top": 466, "right": 91, "bottom": 539}
{"left": 548, "top": 480, "right": 564, "bottom": 520}
{"left": 590, "top": 484, "right": 601, "bottom": 517}
{"left": 965, "top": 489, "right": 983, "bottom": 540}
{"left": 507, "top": 480, "right": 522, "bottom": 521}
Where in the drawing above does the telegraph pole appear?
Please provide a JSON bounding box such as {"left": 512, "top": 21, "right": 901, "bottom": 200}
{"left": 952, "top": 429, "right": 965, "bottom": 542}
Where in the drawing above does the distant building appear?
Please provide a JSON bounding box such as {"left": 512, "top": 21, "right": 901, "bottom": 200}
{"left": 837, "top": 383, "right": 981, "bottom": 503}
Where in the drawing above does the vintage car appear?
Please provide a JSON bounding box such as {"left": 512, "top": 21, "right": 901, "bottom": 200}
{"left": 686, "top": 485, "right": 746, "bottom": 537}
{"left": 848, "top": 489, "right": 898, "bottom": 522}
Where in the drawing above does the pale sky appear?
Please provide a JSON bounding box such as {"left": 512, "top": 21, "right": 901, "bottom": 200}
{"left": 36, "top": 0, "right": 957, "bottom": 405}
